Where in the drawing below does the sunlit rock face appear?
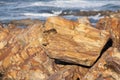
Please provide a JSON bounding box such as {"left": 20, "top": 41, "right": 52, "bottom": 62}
{"left": 43, "top": 16, "right": 109, "bottom": 66}
{"left": 0, "top": 15, "right": 120, "bottom": 80}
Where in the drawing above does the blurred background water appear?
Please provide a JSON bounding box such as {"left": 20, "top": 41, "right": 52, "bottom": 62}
{"left": 0, "top": 0, "right": 120, "bottom": 23}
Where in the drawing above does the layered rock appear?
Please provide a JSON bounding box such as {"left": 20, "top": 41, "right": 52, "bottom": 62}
{"left": 44, "top": 16, "right": 78, "bottom": 36}
{"left": 0, "top": 21, "right": 88, "bottom": 80}
{"left": 0, "top": 15, "right": 119, "bottom": 80}
{"left": 96, "top": 14, "right": 120, "bottom": 49}
{"left": 42, "top": 16, "right": 110, "bottom": 66}
{"left": 48, "top": 65, "right": 88, "bottom": 80}
{"left": 3, "top": 48, "right": 55, "bottom": 80}
{"left": 82, "top": 47, "right": 120, "bottom": 80}
{"left": 0, "top": 23, "right": 47, "bottom": 79}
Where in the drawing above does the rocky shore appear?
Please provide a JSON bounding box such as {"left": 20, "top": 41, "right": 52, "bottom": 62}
{"left": 0, "top": 12, "right": 120, "bottom": 80}
{"left": 59, "top": 10, "right": 120, "bottom": 16}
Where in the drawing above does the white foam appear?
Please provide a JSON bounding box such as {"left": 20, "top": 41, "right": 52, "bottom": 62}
{"left": 30, "top": 0, "right": 102, "bottom": 8}
{"left": 23, "top": 13, "right": 57, "bottom": 17}
{"left": 51, "top": 10, "right": 62, "bottom": 15}
{"left": 12, "top": 0, "right": 120, "bottom": 11}
{"left": 0, "top": 1, "right": 16, "bottom": 4}
{"left": 29, "top": 0, "right": 120, "bottom": 9}
{"left": 89, "top": 13, "right": 104, "bottom": 20}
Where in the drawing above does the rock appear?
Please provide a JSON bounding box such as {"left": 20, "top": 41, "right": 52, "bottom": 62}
{"left": 0, "top": 41, "right": 7, "bottom": 49}
{"left": 0, "top": 26, "right": 9, "bottom": 49}
{"left": 77, "top": 17, "right": 91, "bottom": 25}
{"left": 10, "top": 18, "right": 42, "bottom": 26}
{"left": 3, "top": 57, "right": 88, "bottom": 80}
{"left": 97, "top": 17, "right": 120, "bottom": 49}
{"left": 3, "top": 48, "right": 55, "bottom": 80}
{"left": 0, "top": 22, "right": 57, "bottom": 80}
{"left": 48, "top": 65, "right": 88, "bottom": 80}
{"left": 42, "top": 16, "right": 110, "bottom": 66}
{"left": 0, "top": 27, "right": 9, "bottom": 42}
{"left": 82, "top": 47, "right": 120, "bottom": 80}
{"left": 44, "top": 16, "right": 78, "bottom": 36}
{"left": 96, "top": 15, "right": 120, "bottom": 49}
{"left": 0, "top": 22, "right": 87, "bottom": 80}
{"left": 7, "top": 23, "right": 16, "bottom": 29}
{"left": 59, "top": 10, "right": 120, "bottom": 16}
{"left": 0, "top": 23, "right": 3, "bottom": 28}
{"left": 0, "top": 23, "right": 43, "bottom": 72}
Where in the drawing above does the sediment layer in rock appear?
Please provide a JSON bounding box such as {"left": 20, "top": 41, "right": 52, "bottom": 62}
{"left": 96, "top": 15, "right": 120, "bottom": 49}
{"left": 82, "top": 47, "right": 120, "bottom": 80}
{"left": 42, "top": 16, "right": 110, "bottom": 66}
{"left": 0, "top": 20, "right": 88, "bottom": 80}
{"left": 0, "top": 15, "right": 119, "bottom": 80}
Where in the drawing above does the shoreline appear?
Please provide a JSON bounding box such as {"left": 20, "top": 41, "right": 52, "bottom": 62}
{"left": 0, "top": 13, "right": 120, "bottom": 80}
{"left": 59, "top": 10, "right": 120, "bottom": 16}
{"left": 0, "top": 10, "right": 120, "bottom": 27}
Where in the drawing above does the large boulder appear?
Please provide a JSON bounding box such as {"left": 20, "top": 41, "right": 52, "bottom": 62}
{"left": 42, "top": 16, "right": 110, "bottom": 66}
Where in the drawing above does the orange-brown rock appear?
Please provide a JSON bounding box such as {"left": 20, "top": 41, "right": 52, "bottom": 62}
{"left": 0, "top": 23, "right": 57, "bottom": 80}
{"left": 51, "top": 63, "right": 88, "bottom": 80}
{"left": 3, "top": 57, "right": 88, "bottom": 80}
{"left": 0, "top": 22, "right": 87, "bottom": 80}
{"left": 96, "top": 15, "right": 120, "bottom": 49}
{"left": 0, "top": 23, "right": 43, "bottom": 72}
{"left": 42, "top": 16, "right": 110, "bottom": 66}
{"left": 44, "top": 16, "right": 79, "bottom": 35}
{"left": 0, "top": 28, "right": 9, "bottom": 49}
{"left": 48, "top": 65, "right": 87, "bottom": 80}
{"left": 2, "top": 48, "right": 55, "bottom": 80}
{"left": 82, "top": 47, "right": 120, "bottom": 80}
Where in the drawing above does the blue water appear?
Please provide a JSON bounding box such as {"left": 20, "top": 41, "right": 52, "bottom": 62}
{"left": 0, "top": 0, "right": 120, "bottom": 22}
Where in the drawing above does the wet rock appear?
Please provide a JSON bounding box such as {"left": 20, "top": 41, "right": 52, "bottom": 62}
{"left": 10, "top": 18, "right": 42, "bottom": 26}
{"left": 43, "top": 16, "right": 110, "bottom": 66}
{"left": 96, "top": 14, "right": 120, "bottom": 49}
{"left": 82, "top": 48, "right": 120, "bottom": 80}
{"left": 59, "top": 10, "right": 120, "bottom": 16}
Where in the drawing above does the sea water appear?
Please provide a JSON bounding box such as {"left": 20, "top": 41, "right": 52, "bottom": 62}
{"left": 0, "top": 0, "right": 120, "bottom": 23}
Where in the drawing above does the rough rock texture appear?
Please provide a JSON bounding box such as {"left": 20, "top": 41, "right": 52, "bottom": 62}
{"left": 0, "top": 16, "right": 120, "bottom": 80}
{"left": 49, "top": 65, "right": 88, "bottom": 80}
{"left": 82, "top": 47, "right": 120, "bottom": 80}
{"left": 0, "top": 23, "right": 47, "bottom": 79}
{"left": 42, "top": 16, "right": 110, "bottom": 66}
{"left": 44, "top": 16, "right": 78, "bottom": 36}
{"left": 96, "top": 15, "right": 120, "bottom": 49}
{"left": 3, "top": 48, "right": 55, "bottom": 80}
{"left": 0, "top": 21, "right": 88, "bottom": 80}
{"left": 0, "top": 23, "right": 43, "bottom": 70}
